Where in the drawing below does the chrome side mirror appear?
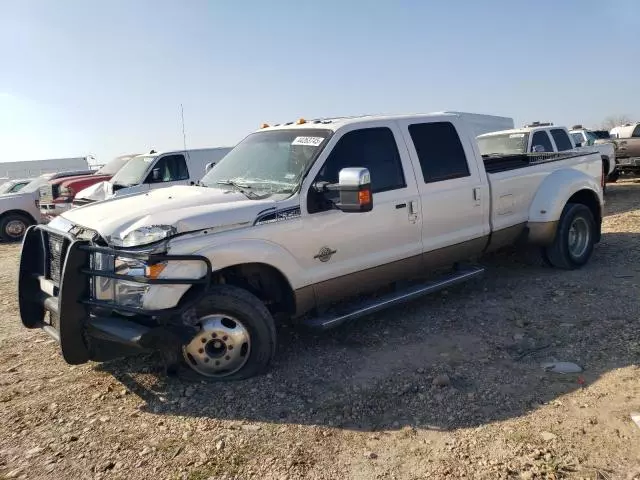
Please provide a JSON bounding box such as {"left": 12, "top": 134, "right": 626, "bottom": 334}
{"left": 335, "top": 167, "right": 373, "bottom": 213}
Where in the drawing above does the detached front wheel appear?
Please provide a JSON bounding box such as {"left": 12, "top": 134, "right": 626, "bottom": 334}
{"left": 543, "top": 203, "right": 596, "bottom": 270}
{"left": 181, "top": 285, "right": 276, "bottom": 380}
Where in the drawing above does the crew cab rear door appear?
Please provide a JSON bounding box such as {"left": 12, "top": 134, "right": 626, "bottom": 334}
{"left": 396, "top": 116, "right": 490, "bottom": 259}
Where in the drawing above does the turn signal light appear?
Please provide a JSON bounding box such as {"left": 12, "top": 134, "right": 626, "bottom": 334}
{"left": 358, "top": 189, "right": 371, "bottom": 205}
{"left": 145, "top": 263, "right": 167, "bottom": 279}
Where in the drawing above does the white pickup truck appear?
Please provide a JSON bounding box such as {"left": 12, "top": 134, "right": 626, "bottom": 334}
{"left": 18, "top": 112, "right": 604, "bottom": 381}
{"left": 478, "top": 122, "right": 617, "bottom": 189}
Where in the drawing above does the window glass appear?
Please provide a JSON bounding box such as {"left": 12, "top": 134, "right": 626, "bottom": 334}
{"left": 409, "top": 122, "right": 470, "bottom": 182}
{"left": 314, "top": 127, "right": 405, "bottom": 193}
{"left": 550, "top": 129, "right": 573, "bottom": 151}
{"left": 147, "top": 154, "right": 189, "bottom": 183}
{"left": 530, "top": 131, "right": 554, "bottom": 152}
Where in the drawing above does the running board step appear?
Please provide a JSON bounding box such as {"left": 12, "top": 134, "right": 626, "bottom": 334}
{"left": 302, "top": 266, "right": 484, "bottom": 330}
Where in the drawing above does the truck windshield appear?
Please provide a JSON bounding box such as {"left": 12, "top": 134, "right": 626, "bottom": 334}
{"left": 96, "top": 155, "right": 135, "bottom": 176}
{"left": 200, "top": 129, "right": 331, "bottom": 197}
{"left": 110, "top": 155, "right": 156, "bottom": 186}
{"left": 478, "top": 133, "right": 529, "bottom": 155}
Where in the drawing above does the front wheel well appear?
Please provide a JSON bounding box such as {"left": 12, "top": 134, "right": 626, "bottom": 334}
{"left": 0, "top": 210, "right": 37, "bottom": 225}
{"left": 213, "top": 263, "right": 296, "bottom": 318}
{"left": 567, "top": 189, "right": 601, "bottom": 242}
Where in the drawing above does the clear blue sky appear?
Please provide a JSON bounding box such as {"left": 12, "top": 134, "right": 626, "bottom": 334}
{"left": 1, "top": 0, "right": 639, "bottom": 163}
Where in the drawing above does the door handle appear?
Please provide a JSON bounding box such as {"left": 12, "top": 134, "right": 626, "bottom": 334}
{"left": 473, "top": 187, "right": 481, "bottom": 205}
{"left": 395, "top": 203, "right": 407, "bottom": 209}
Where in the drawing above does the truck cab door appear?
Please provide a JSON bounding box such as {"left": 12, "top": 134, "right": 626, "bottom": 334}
{"left": 280, "top": 122, "right": 424, "bottom": 305}
{"left": 396, "top": 117, "right": 490, "bottom": 263}
{"left": 145, "top": 154, "right": 191, "bottom": 191}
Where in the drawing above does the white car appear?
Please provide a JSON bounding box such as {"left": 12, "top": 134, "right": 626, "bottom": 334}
{"left": 19, "top": 112, "right": 603, "bottom": 381}
{"left": 72, "top": 147, "right": 233, "bottom": 207}
{"left": 0, "top": 170, "right": 93, "bottom": 241}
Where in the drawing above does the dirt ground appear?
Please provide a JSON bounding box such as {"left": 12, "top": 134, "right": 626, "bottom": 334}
{"left": 1, "top": 181, "right": 639, "bottom": 480}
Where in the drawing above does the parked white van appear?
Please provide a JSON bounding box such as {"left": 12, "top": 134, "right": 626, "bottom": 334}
{"left": 72, "top": 147, "right": 233, "bottom": 206}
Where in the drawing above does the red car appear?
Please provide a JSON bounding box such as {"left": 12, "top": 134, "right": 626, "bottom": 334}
{"left": 39, "top": 154, "right": 139, "bottom": 218}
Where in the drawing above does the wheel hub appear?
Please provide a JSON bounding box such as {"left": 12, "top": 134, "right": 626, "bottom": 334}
{"left": 6, "top": 220, "right": 25, "bottom": 237}
{"left": 568, "top": 217, "right": 590, "bottom": 258}
{"left": 182, "top": 314, "right": 251, "bottom": 377}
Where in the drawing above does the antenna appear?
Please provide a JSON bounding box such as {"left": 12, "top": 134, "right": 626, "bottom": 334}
{"left": 180, "top": 104, "right": 188, "bottom": 152}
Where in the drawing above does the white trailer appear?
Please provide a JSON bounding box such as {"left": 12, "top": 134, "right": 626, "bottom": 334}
{"left": 0, "top": 157, "right": 91, "bottom": 180}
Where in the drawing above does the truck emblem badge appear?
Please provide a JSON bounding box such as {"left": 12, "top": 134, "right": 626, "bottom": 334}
{"left": 314, "top": 247, "right": 337, "bottom": 262}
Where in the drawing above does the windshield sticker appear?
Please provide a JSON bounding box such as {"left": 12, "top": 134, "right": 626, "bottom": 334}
{"left": 509, "top": 134, "right": 525, "bottom": 138}
{"left": 284, "top": 173, "right": 296, "bottom": 180}
{"left": 292, "top": 136, "right": 324, "bottom": 147}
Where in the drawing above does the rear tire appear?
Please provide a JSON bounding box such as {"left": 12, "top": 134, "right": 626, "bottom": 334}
{"left": 0, "top": 213, "right": 32, "bottom": 242}
{"left": 543, "top": 203, "right": 595, "bottom": 270}
{"left": 180, "top": 285, "right": 277, "bottom": 381}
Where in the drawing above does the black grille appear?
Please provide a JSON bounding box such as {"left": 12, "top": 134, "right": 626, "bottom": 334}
{"left": 47, "top": 233, "right": 68, "bottom": 286}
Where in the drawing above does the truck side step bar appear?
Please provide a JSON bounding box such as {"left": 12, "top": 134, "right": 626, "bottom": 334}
{"left": 302, "top": 266, "right": 484, "bottom": 330}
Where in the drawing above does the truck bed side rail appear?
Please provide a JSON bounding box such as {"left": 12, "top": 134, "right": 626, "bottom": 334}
{"left": 483, "top": 151, "right": 597, "bottom": 174}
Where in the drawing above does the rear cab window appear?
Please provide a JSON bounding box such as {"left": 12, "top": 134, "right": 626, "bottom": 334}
{"left": 408, "top": 122, "right": 471, "bottom": 183}
{"left": 550, "top": 129, "right": 573, "bottom": 151}
{"left": 530, "top": 131, "right": 555, "bottom": 153}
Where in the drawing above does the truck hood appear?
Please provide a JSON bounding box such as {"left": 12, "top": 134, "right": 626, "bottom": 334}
{"left": 75, "top": 181, "right": 108, "bottom": 201}
{"left": 60, "top": 174, "right": 111, "bottom": 189}
{"left": 60, "top": 185, "right": 279, "bottom": 243}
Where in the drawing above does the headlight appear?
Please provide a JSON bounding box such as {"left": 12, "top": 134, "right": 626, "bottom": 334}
{"left": 90, "top": 254, "right": 167, "bottom": 307}
{"left": 110, "top": 225, "right": 177, "bottom": 248}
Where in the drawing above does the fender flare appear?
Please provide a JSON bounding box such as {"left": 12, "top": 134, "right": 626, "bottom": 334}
{"left": 528, "top": 169, "right": 602, "bottom": 224}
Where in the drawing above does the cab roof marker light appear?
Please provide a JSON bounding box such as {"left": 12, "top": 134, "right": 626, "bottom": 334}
{"left": 296, "top": 118, "right": 307, "bottom": 125}
{"left": 260, "top": 123, "right": 270, "bottom": 129}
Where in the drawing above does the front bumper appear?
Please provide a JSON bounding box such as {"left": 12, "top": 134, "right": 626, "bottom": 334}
{"left": 18, "top": 224, "right": 212, "bottom": 365}
{"left": 40, "top": 203, "right": 72, "bottom": 220}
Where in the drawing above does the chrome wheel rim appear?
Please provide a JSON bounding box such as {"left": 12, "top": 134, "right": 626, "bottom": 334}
{"left": 5, "top": 220, "right": 26, "bottom": 238}
{"left": 568, "top": 217, "right": 590, "bottom": 258}
{"left": 182, "top": 314, "right": 251, "bottom": 377}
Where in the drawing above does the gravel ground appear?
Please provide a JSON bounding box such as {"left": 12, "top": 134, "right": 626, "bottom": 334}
{"left": 1, "top": 180, "right": 639, "bottom": 480}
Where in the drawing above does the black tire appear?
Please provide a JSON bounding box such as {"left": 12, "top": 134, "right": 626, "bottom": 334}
{"left": 179, "top": 285, "right": 277, "bottom": 381}
{"left": 0, "top": 213, "right": 32, "bottom": 242}
{"left": 543, "top": 203, "right": 595, "bottom": 270}
{"left": 607, "top": 168, "right": 620, "bottom": 183}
